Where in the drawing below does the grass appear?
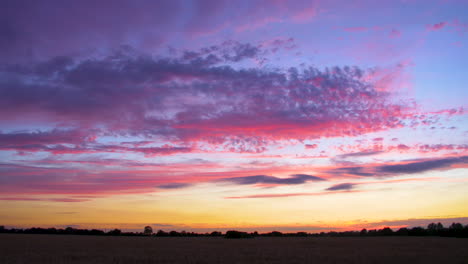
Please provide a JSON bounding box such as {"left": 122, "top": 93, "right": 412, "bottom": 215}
{"left": 1, "top": 234, "right": 467, "bottom": 263}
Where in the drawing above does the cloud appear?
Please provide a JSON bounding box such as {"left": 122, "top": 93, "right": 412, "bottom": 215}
{"left": 0, "top": 197, "right": 89, "bottom": 202}
{"left": 418, "top": 144, "right": 468, "bottom": 153}
{"left": 0, "top": 197, "right": 42, "bottom": 201}
{"left": 157, "top": 183, "right": 193, "bottom": 189}
{"left": 0, "top": 129, "right": 94, "bottom": 146}
{"left": 0, "top": 130, "right": 193, "bottom": 156}
{"left": 0, "top": 154, "right": 465, "bottom": 196}
{"left": 305, "top": 144, "right": 318, "bottom": 149}
{"left": 0, "top": 163, "right": 160, "bottom": 195}
{"left": 225, "top": 190, "right": 360, "bottom": 199}
{"left": 0, "top": 0, "right": 319, "bottom": 62}
{"left": 376, "top": 156, "right": 468, "bottom": 174}
{"left": 220, "top": 174, "right": 325, "bottom": 185}
{"left": 0, "top": 161, "right": 289, "bottom": 195}
{"left": 290, "top": 174, "right": 325, "bottom": 181}
{"left": 0, "top": 43, "right": 412, "bottom": 152}
{"left": 335, "top": 142, "right": 467, "bottom": 158}
{"left": 325, "top": 183, "right": 355, "bottom": 191}
{"left": 0, "top": 0, "right": 181, "bottom": 62}
{"left": 329, "top": 156, "right": 468, "bottom": 177}
{"left": 196, "top": 1, "right": 314, "bottom": 33}
{"left": 427, "top": 22, "right": 447, "bottom": 31}
{"left": 389, "top": 29, "right": 401, "bottom": 38}
{"left": 396, "top": 144, "right": 410, "bottom": 150}
{"left": 337, "top": 150, "right": 384, "bottom": 158}
{"left": 48, "top": 198, "right": 90, "bottom": 203}
{"left": 344, "top": 27, "right": 368, "bottom": 32}
{"left": 330, "top": 166, "right": 374, "bottom": 177}
{"left": 0, "top": 129, "right": 168, "bottom": 157}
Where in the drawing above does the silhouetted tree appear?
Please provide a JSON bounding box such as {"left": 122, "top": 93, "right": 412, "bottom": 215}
{"left": 436, "top": 222, "right": 444, "bottom": 231}
{"left": 2, "top": 222, "right": 467, "bottom": 238}
{"left": 169, "top": 231, "right": 180, "bottom": 236}
{"left": 380, "top": 227, "right": 393, "bottom": 236}
{"left": 396, "top": 228, "right": 409, "bottom": 236}
{"left": 156, "top": 230, "right": 168, "bottom": 236}
{"left": 65, "top": 227, "right": 75, "bottom": 234}
{"left": 367, "top": 229, "right": 378, "bottom": 236}
{"left": 463, "top": 225, "right": 468, "bottom": 238}
{"left": 144, "top": 226, "right": 153, "bottom": 235}
{"left": 427, "top": 222, "right": 445, "bottom": 235}
{"left": 108, "top": 229, "right": 121, "bottom": 236}
{"left": 427, "top": 223, "right": 437, "bottom": 233}
{"left": 296, "top": 232, "right": 308, "bottom": 237}
{"left": 449, "top": 223, "right": 463, "bottom": 231}
{"left": 409, "top": 227, "right": 426, "bottom": 236}
{"left": 210, "top": 231, "right": 222, "bottom": 236}
{"left": 269, "top": 231, "right": 283, "bottom": 237}
{"left": 360, "top": 228, "right": 367, "bottom": 236}
{"left": 225, "top": 230, "right": 252, "bottom": 239}
{"left": 90, "top": 229, "right": 105, "bottom": 236}
{"left": 448, "top": 223, "right": 463, "bottom": 237}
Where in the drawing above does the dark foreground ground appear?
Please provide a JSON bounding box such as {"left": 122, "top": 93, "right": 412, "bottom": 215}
{"left": 1, "top": 234, "right": 467, "bottom": 264}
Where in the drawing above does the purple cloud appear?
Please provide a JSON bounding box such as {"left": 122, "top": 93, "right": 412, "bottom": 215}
{"left": 220, "top": 174, "right": 325, "bottom": 185}
{"left": 376, "top": 156, "right": 468, "bottom": 174}
{"left": 325, "top": 183, "right": 355, "bottom": 191}
{"left": 157, "top": 183, "right": 193, "bottom": 189}
{"left": 329, "top": 156, "right": 468, "bottom": 177}
{"left": 0, "top": 0, "right": 180, "bottom": 62}
{"left": 0, "top": 42, "right": 412, "bottom": 152}
{"left": 0, "top": 0, "right": 318, "bottom": 62}
{"left": 337, "top": 150, "right": 384, "bottom": 158}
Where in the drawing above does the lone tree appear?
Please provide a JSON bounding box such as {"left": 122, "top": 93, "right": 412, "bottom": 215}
{"left": 144, "top": 226, "right": 153, "bottom": 235}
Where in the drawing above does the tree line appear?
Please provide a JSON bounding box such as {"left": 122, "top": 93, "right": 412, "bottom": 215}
{"left": 1, "top": 222, "right": 467, "bottom": 238}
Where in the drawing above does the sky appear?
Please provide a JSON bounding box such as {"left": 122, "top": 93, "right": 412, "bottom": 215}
{"left": 0, "top": 0, "right": 467, "bottom": 233}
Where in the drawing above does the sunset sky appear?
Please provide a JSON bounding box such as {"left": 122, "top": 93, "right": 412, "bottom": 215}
{"left": 1, "top": 0, "right": 467, "bottom": 233}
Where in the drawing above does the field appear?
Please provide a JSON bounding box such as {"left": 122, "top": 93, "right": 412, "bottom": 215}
{"left": 1, "top": 234, "right": 467, "bottom": 263}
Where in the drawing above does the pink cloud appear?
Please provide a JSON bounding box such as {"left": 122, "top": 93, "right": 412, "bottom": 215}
{"left": 0, "top": 197, "right": 90, "bottom": 203}
{"left": 1, "top": 44, "right": 416, "bottom": 153}
{"left": 452, "top": 19, "right": 468, "bottom": 34}
{"left": 418, "top": 144, "right": 468, "bottom": 153}
{"left": 188, "top": 0, "right": 320, "bottom": 34}
{"left": 291, "top": 6, "right": 318, "bottom": 23}
{"left": 389, "top": 29, "right": 401, "bottom": 38}
{"left": 0, "top": 130, "right": 193, "bottom": 156}
{"left": 225, "top": 190, "right": 361, "bottom": 199}
{"left": 0, "top": 154, "right": 466, "bottom": 197}
{"left": 397, "top": 144, "right": 410, "bottom": 150}
{"left": 344, "top": 27, "right": 368, "bottom": 32}
{"left": 427, "top": 22, "right": 447, "bottom": 31}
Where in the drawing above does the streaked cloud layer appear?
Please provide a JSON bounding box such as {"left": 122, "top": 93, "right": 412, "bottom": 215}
{"left": 1, "top": 0, "right": 467, "bottom": 231}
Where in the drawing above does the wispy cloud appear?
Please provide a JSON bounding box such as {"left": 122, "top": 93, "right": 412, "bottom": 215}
{"left": 328, "top": 156, "right": 468, "bottom": 177}
{"left": 225, "top": 190, "right": 361, "bottom": 199}
{"left": 0, "top": 197, "right": 90, "bottom": 203}
{"left": 0, "top": 41, "right": 415, "bottom": 153}
{"left": 220, "top": 174, "right": 325, "bottom": 185}
{"left": 157, "top": 183, "right": 193, "bottom": 189}
{"left": 325, "top": 183, "right": 355, "bottom": 191}
{"left": 427, "top": 22, "right": 447, "bottom": 31}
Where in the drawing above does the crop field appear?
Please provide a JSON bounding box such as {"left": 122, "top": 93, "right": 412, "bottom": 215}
{"left": 1, "top": 234, "right": 467, "bottom": 263}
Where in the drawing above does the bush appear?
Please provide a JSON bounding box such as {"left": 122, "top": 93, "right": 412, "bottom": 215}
{"left": 224, "top": 230, "right": 252, "bottom": 239}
